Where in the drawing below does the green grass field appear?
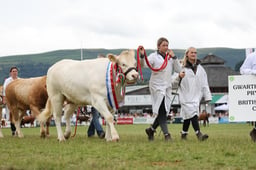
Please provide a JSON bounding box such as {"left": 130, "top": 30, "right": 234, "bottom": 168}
{"left": 0, "top": 123, "right": 255, "bottom": 170}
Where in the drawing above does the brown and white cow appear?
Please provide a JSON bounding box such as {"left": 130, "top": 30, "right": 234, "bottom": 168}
{"left": 5, "top": 76, "right": 51, "bottom": 138}
{"left": 38, "top": 50, "right": 139, "bottom": 141}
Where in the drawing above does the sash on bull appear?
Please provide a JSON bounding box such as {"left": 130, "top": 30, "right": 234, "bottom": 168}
{"left": 38, "top": 50, "right": 139, "bottom": 141}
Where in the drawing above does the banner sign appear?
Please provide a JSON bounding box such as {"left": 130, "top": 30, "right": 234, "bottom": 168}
{"left": 103, "top": 117, "right": 133, "bottom": 125}
{"left": 229, "top": 75, "right": 256, "bottom": 121}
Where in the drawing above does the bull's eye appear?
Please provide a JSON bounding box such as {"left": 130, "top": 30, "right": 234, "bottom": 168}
{"left": 122, "top": 63, "right": 126, "bottom": 67}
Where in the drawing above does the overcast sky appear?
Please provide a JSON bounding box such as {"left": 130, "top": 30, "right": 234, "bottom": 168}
{"left": 0, "top": 0, "right": 255, "bottom": 56}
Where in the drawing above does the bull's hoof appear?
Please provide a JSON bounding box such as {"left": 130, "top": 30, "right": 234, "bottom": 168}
{"left": 40, "top": 132, "right": 46, "bottom": 138}
{"left": 57, "top": 137, "right": 66, "bottom": 142}
{"left": 106, "top": 137, "right": 119, "bottom": 142}
{"left": 64, "top": 131, "right": 71, "bottom": 139}
{"left": 112, "top": 138, "right": 119, "bottom": 142}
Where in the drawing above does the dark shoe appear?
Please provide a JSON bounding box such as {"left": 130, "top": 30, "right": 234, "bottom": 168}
{"left": 197, "top": 132, "right": 208, "bottom": 141}
{"left": 250, "top": 128, "right": 256, "bottom": 142}
{"left": 99, "top": 132, "right": 105, "bottom": 139}
{"left": 12, "top": 131, "right": 15, "bottom": 136}
{"left": 181, "top": 133, "right": 187, "bottom": 140}
{"left": 164, "top": 133, "right": 171, "bottom": 141}
{"left": 145, "top": 127, "right": 155, "bottom": 141}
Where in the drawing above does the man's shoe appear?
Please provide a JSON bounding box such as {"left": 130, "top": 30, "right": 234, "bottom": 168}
{"left": 197, "top": 132, "right": 208, "bottom": 141}
{"left": 145, "top": 127, "right": 155, "bottom": 141}
{"left": 250, "top": 128, "right": 256, "bottom": 142}
{"left": 181, "top": 133, "right": 187, "bottom": 140}
{"left": 164, "top": 133, "right": 171, "bottom": 141}
{"left": 99, "top": 132, "right": 105, "bottom": 139}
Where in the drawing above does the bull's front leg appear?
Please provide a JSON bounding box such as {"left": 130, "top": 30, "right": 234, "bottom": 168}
{"left": 104, "top": 114, "right": 119, "bottom": 141}
{"left": 93, "top": 99, "right": 119, "bottom": 141}
{"left": 105, "top": 122, "right": 111, "bottom": 140}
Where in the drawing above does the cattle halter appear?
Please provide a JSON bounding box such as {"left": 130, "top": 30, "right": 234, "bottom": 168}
{"left": 124, "top": 67, "right": 137, "bottom": 76}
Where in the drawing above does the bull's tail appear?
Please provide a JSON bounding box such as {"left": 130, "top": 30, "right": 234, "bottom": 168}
{"left": 37, "top": 99, "right": 52, "bottom": 123}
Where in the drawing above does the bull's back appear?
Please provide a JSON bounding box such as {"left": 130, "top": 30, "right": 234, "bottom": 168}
{"left": 47, "top": 59, "right": 109, "bottom": 103}
{"left": 6, "top": 76, "right": 47, "bottom": 109}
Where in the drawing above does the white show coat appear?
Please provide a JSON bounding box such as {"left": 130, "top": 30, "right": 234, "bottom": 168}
{"left": 148, "top": 51, "right": 181, "bottom": 115}
{"left": 3, "top": 76, "right": 19, "bottom": 121}
{"left": 177, "top": 63, "right": 211, "bottom": 120}
{"left": 240, "top": 52, "right": 256, "bottom": 75}
{"left": 3, "top": 77, "right": 18, "bottom": 96}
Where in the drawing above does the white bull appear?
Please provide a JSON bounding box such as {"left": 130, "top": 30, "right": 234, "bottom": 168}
{"left": 38, "top": 50, "right": 139, "bottom": 141}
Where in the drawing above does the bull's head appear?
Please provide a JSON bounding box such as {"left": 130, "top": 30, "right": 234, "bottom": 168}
{"left": 107, "top": 50, "right": 139, "bottom": 84}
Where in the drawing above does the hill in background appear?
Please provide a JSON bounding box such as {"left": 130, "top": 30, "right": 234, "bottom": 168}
{"left": 0, "top": 47, "right": 245, "bottom": 84}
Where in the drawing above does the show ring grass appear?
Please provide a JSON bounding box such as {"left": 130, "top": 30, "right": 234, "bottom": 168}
{"left": 0, "top": 123, "right": 255, "bottom": 170}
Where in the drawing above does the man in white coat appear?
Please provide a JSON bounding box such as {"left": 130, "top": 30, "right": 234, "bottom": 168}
{"left": 240, "top": 50, "right": 256, "bottom": 142}
{"left": 140, "top": 37, "right": 183, "bottom": 141}
{"left": 3, "top": 66, "right": 19, "bottom": 136}
{"left": 174, "top": 47, "right": 211, "bottom": 141}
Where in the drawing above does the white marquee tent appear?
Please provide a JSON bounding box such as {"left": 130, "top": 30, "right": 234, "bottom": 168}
{"left": 214, "top": 104, "right": 229, "bottom": 111}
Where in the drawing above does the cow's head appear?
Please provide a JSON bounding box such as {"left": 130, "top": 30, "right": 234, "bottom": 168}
{"left": 107, "top": 50, "right": 139, "bottom": 84}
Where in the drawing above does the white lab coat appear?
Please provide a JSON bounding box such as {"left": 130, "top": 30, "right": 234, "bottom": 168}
{"left": 175, "top": 63, "right": 211, "bottom": 120}
{"left": 3, "top": 76, "right": 19, "bottom": 121}
{"left": 240, "top": 52, "right": 256, "bottom": 75}
{"left": 3, "top": 77, "right": 15, "bottom": 96}
{"left": 148, "top": 52, "right": 181, "bottom": 115}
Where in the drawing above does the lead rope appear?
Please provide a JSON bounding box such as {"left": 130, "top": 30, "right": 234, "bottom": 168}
{"left": 136, "top": 46, "right": 171, "bottom": 81}
{"left": 71, "top": 107, "right": 80, "bottom": 138}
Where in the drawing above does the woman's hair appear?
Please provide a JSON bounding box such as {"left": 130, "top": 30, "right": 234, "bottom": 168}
{"left": 182, "top": 47, "right": 196, "bottom": 66}
{"left": 157, "top": 37, "right": 169, "bottom": 50}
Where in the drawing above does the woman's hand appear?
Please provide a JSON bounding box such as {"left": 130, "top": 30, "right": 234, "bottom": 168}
{"left": 168, "top": 49, "right": 175, "bottom": 57}
{"left": 139, "top": 47, "right": 145, "bottom": 55}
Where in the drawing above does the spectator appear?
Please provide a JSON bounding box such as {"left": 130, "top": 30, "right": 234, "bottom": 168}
{"left": 240, "top": 50, "right": 256, "bottom": 142}
{"left": 3, "top": 66, "right": 19, "bottom": 136}
{"left": 87, "top": 107, "right": 105, "bottom": 139}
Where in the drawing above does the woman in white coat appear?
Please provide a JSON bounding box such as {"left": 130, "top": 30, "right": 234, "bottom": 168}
{"left": 174, "top": 47, "right": 211, "bottom": 141}
{"left": 140, "top": 37, "right": 183, "bottom": 141}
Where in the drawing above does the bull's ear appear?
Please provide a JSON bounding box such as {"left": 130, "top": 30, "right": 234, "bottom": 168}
{"left": 107, "top": 54, "right": 117, "bottom": 63}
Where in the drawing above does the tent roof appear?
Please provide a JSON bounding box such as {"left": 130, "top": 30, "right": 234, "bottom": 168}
{"left": 210, "top": 94, "right": 224, "bottom": 104}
